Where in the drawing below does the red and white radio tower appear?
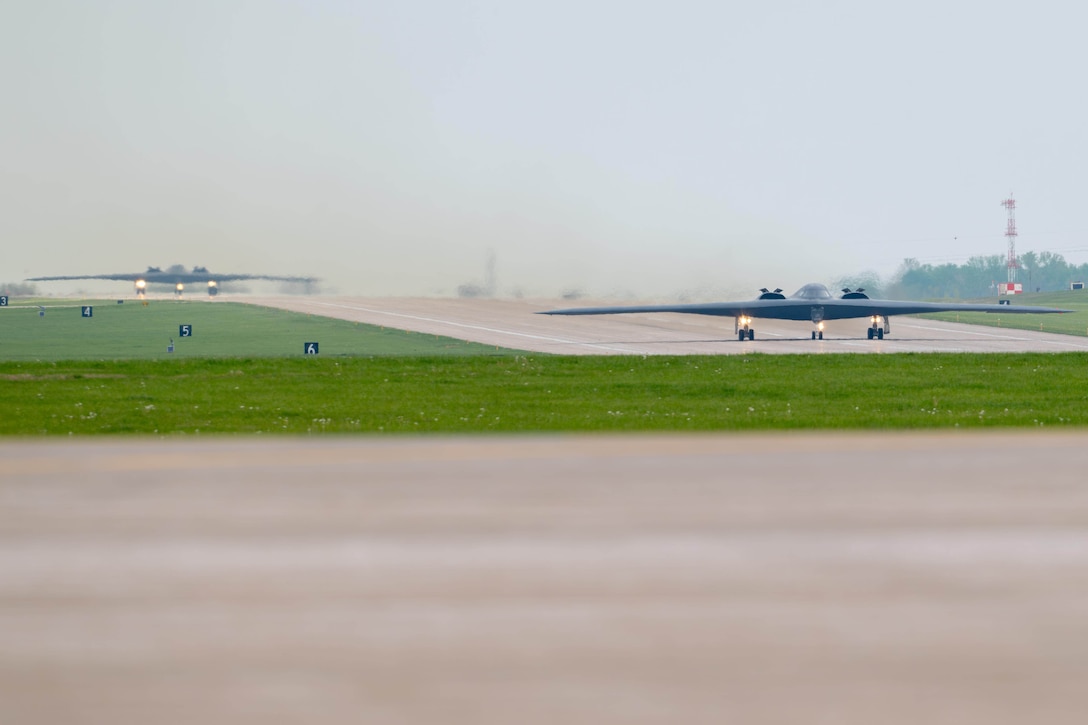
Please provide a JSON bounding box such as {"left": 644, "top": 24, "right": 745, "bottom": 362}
{"left": 1002, "top": 193, "right": 1019, "bottom": 283}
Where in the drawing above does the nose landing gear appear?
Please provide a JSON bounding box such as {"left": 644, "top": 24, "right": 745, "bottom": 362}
{"left": 736, "top": 315, "right": 755, "bottom": 341}
{"left": 867, "top": 316, "right": 890, "bottom": 340}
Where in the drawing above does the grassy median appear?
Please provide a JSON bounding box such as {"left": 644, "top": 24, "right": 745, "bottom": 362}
{"left": 3, "top": 353, "right": 1087, "bottom": 435}
{"left": 920, "top": 289, "right": 1088, "bottom": 335}
{"left": 0, "top": 298, "right": 520, "bottom": 359}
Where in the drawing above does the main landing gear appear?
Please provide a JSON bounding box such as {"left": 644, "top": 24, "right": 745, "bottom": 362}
{"left": 867, "top": 315, "right": 890, "bottom": 340}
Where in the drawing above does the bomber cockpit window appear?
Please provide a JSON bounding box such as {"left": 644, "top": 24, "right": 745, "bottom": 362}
{"left": 792, "top": 284, "right": 833, "bottom": 300}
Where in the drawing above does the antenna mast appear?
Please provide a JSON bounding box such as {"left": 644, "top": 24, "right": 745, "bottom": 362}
{"left": 1002, "top": 193, "right": 1019, "bottom": 283}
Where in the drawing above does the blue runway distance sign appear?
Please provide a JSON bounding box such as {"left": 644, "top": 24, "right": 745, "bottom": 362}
{"left": 179, "top": 324, "right": 192, "bottom": 337}
{"left": 304, "top": 342, "right": 319, "bottom": 354}
{"left": 81, "top": 306, "right": 93, "bottom": 317}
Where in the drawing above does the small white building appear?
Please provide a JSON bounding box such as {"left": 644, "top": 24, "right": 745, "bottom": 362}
{"left": 998, "top": 282, "right": 1023, "bottom": 295}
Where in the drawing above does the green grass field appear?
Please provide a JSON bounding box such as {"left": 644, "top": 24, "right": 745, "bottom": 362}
{"left": 4, "top": 295, "right": 1088, "bottom": 435}
{"left": 920, "top": 289, "right": 1088, "bottom": 335}
{"left": 0, "top": 298, "right": 520, "bottom": 359}
{"left": 3, "top": 353, "right": 1087, "bottom": 435}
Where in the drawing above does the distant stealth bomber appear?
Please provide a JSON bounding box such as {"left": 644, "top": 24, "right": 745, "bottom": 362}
{"left": 27, "top": 265, "right": 317, "bottom": 296}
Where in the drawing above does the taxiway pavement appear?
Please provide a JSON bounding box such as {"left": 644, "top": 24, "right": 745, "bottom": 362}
{"left": 242, "top": 295, "right": 1088, "bottom": 354}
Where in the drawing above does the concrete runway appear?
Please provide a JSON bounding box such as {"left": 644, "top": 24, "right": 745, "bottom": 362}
{"left": 242, "top": 295, "right": 1088, "bottom": 355}
{"left": 4, "top": 433, "right": 1088, "bottom": 725}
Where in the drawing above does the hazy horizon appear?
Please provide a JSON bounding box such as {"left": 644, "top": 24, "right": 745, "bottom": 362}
{"left": 4, "top": 1, "right": 1087, "bottom": 299}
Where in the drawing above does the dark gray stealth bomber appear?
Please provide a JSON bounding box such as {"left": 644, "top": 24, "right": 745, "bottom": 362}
{"left": 540, "top": 283, "right": 1071, "bottom": 341}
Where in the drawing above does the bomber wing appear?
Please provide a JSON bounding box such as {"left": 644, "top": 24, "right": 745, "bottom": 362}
{"left": 26, "top": 273, "right": 146, "bottom": 282}
{"left": 799, "top": 298, "right": 1072, "bottom": 320}
{"left": 540, "top": 298, "right": 827, "bottom": 321}
{"left": 26, "top": 271, "right": 317, "bottom": 283}
{"left": 540, "top": 297, "right": 1071, "bottom": 320}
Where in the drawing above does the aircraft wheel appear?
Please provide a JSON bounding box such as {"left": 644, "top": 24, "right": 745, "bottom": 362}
{"left": 739, "top": 330, "right": 746, "bottom": 341}
{"left": 748, "top": 330, "right": 755, "bottom": 341}
{"left": 877, "top": 329, "right": 884, "bottom": 340}
{"left": 818, "top": 331, "right": 824, "bottom": 340}
{"left": 867, "top": 328, "right": 874, "bottom": 340}
{"left": 811, "top": 331, "right": 817, "bottom": 340}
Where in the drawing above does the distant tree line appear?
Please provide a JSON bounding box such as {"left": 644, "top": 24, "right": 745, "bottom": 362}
{"left": 835, "top": 251, "right": 1088, "bottom": 301}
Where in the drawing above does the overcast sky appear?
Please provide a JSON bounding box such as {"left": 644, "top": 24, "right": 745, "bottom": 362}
{"left": 4, "top": 1, "right": 1086, "bottom": 297}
